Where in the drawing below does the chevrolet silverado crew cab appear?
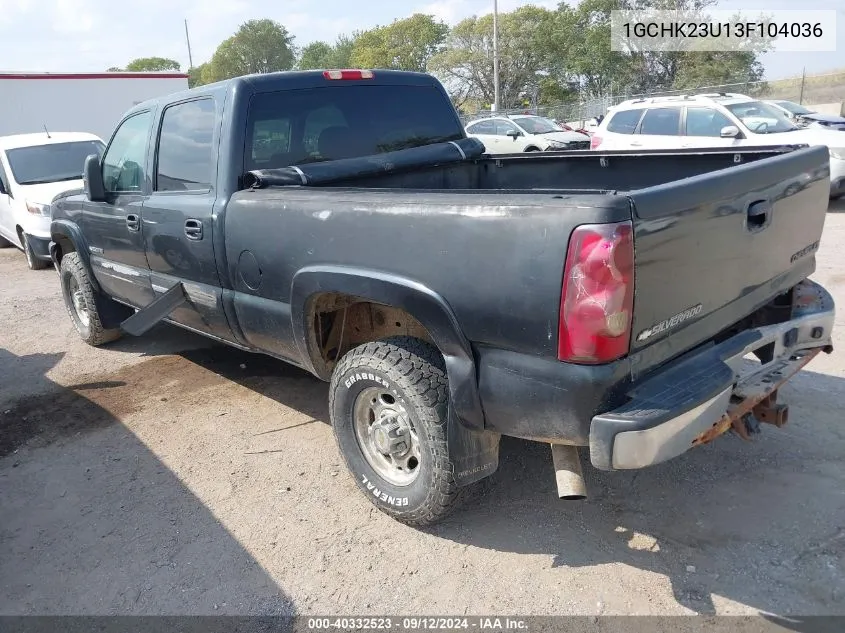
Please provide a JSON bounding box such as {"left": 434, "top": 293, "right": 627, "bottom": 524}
{"left": 49, "top": 70, "right": 835, "bottom": 526}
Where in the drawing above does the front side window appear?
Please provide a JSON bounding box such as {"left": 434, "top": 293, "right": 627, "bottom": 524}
{"left": 685, "top": 107, "right": 735, "bottom": 137}
{"left": 156, "top": 99, "right": 215, "bottom": 192}
{"left": 6, "top": 140, "right": 105, "bottom": 186}
{"left": 723, "top": 101, "right": 799, "bottom": 134}
{"left": 494, "top": 120, "right": 519, "bottom": 136}
{"left": 511, "top": 116, "right": 558, "bottom": 134}
{"left": 638, "top": 108, "right": 681, "bottom": 136}
{"left": 102, "top": 111, "right": 153, "bottom": 193}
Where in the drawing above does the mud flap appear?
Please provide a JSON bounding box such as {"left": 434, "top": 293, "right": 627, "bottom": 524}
{"left": 120, "top": 283, "right": 187, "bottom": 336}
{"left": 449, "top": 408, "right": 500, "bottom": 487}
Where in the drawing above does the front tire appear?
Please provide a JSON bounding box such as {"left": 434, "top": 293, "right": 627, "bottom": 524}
{"left": 329, "top": 336, "right": 471, "bottom": 526}
{"left": 0, "top": 235, "right": 11, "bottom": 248}
{"left": 21, "top": 233, "right": 49, "bottom": 270}
{"left": 59, "top": 252, "right": 123, "bottom": 346}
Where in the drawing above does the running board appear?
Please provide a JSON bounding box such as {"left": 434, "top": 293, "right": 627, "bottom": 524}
{"left": 120, "top": 283, "right": 187, "bottom": 336}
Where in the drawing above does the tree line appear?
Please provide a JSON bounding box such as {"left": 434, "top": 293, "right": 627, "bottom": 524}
{"left": 108, "top": 0, "right": 764, "bottom": 112}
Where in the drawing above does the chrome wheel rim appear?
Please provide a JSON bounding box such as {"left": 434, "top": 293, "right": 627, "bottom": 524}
{"left": 353, "top": 386, "right": 421, "bottom": 486}
{"left": 67, "top": 277, "right": 90, "bottom": 328}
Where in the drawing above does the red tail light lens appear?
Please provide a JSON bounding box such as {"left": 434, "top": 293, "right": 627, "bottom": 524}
{"left": 590, "top": 135, "right": 603, "bottom": 149}
{"left": 323, "top": 69, "right": 374, "bottom": 80}
{"left": 558, "top": 221, "right": 634, "bottom": 364}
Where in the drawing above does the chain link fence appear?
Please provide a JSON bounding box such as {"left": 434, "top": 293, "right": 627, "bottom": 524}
{"left": 459, "top": 69, "right": 845, "bottom": 126}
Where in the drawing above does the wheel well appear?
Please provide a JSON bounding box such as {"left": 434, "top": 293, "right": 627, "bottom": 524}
{"left": 307, "top": 293, "right": 435, "bottom": 377}
{"left": 51, "top": 234, "right": 76, "bottom": 264}
{"left": 524, "top": 146, "right": 540, "bottom": 152}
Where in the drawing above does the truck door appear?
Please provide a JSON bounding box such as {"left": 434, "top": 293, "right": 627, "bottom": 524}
{"left": 141, "top": 97, "right": 232, "bottom": 340}
{"left": 83, "top": 110, "right": 155, "bottom": 308}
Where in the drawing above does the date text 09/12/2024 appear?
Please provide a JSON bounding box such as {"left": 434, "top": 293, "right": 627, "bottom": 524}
{"left": 307, "top": 617, "right": 528, "bottom": 631}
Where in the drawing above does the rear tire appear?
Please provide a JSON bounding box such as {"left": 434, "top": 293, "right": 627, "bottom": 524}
{"left": 329, "top": 336, "right": 473, "bottom": 526}
{"left": 524, "top": 146, "right": 540, "bottom": 152}
{"left": 21, "top": 233, "right": 49, "bottom": 270}
{"left": 59, "top": 252, "right": 123, "bottom": 346}
{"left": 0, "top": 236, "right": 11, "bottom": 248}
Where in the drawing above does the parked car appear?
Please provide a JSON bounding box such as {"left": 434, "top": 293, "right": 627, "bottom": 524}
{"left": 592, "top": 92, "right": 845, "bottom": 198}
{"left": 50, "top": 70, "right": 834, "bottom": 527}
{"left": 0, "top": 132, "right": 104, "bottom": 269}
{"left": 765, "top": 100, "right": 845, "bottom": 131}
{"left": 465, "top": 114, "right": 591, "bottom": 153}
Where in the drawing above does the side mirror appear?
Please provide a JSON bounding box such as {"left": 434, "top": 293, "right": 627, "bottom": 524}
{"left": 83, "top": 154, "right": 106, "bottom": 202}
{"left": 720, "top": 125, "right": 740, "bottom": 138}
{"left": 506, "top": 129, "right": 520, "bottom": 139}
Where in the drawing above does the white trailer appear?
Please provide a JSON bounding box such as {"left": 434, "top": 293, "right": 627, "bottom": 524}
{"left": 0, "top": 72, "right": 190, "bottom": 141}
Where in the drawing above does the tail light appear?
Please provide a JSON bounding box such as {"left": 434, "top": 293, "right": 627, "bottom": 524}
{"left": 323, "top": 69, "right": 374, "bottom": 80}
{"left": 590, "top": 135, "right": 603, "bottom": 149}
{"left": 558, "top": 221, "right": 634, "bottom": 364}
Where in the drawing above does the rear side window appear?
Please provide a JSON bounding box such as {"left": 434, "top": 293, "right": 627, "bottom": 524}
{"left": 245, "top": 84, "right": 464, "bottom": 170}
{"left": 606, "top": 109, "right": 644, "bottom": 134}
{"left": 639, "top": 108, "right": 681, "bottom": 135}
{"left": 156, "top": 99, "right": 215, "bottom": 192}
{"left": 467, "top": 120, "right": 495, "bottom": 134}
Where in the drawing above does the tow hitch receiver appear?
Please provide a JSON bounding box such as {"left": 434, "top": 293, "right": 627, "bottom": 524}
{"left": 692, "top": 348, "right": 820, "bottom": 446}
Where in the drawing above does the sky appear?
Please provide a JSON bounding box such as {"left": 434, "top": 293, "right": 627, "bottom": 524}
{"left": 0, "top": 0, "right": 842, "bottom": 80}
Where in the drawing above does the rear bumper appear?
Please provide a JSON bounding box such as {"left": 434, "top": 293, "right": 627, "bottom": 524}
{"left": 589, "top": 280, "right": 835, "bottom": 470}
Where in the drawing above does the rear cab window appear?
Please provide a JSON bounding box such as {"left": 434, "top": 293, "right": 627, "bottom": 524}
{"left": 244, "top": 84, "right": 464, "bottom": 171}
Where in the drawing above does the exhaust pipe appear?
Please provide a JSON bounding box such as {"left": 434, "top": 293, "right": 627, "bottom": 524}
{"left": 550, "top": 443, "right": 587, "bottom": 500}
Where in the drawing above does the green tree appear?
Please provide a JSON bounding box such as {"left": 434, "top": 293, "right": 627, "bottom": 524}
{"left": 203, "top": 19, "right": 296, "bottom": 83}
{"left": 188, "top": 63, "right": 208, "bottom": 88}
{"left": 297, "top": 34, "right": 357, "bottom": 70}
{"left": 125, "top": 57, "right": 181, "bottom": 72}
{"left": 429, "top": 6, "right": 557, "bottom": 108}
{"left": 349, "top": 14, "right": 448, "bottom": 72}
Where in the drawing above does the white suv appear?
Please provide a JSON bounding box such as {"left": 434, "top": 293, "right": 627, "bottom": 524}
{"left": 465, "top": 115, "right": 591, "bottom": 154}
{"left": 592, "top": 93, "right": 845, "bottom": 198}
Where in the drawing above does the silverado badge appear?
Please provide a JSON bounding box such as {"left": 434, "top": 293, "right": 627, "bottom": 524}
{"left": 636, "top": 303, "right": 703, "bottom": 343}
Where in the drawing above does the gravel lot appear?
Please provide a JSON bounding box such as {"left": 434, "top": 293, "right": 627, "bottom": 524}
{"left": 1, "top": 200, "right": 844, "bottom": 616}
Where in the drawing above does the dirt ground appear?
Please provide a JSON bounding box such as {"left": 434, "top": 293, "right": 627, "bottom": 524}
{"left": 1, "top": 201, "right": 844, "bottom": 617}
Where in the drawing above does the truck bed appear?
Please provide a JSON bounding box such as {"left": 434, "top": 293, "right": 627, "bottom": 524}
{"left": 232, "top": 143, "right": 830, "bottom": 367}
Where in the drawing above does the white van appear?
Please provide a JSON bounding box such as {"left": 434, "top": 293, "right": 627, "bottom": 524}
{"left": 0, "top": 132, "right": 104, "bottom": 269}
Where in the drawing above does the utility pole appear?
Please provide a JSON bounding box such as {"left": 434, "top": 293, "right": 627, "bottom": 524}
{"left": 492, "top": 0, "right": 500, "bottom": 112}
{"left": 184, "top": 19, "right": 194, "bottom": 70}
{"left": 798, "top": 66, "right": 806, "bottom": 105}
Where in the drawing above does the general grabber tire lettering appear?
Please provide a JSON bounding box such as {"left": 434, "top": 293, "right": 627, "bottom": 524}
{"left": 59, "top": 252, "right": 123, "bottom": 346}
{"left": 329, "top": 336, "right": 473, "bottom": 526}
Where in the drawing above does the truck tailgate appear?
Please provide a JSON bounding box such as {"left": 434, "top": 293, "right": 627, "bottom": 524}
{"left": 627, "top": 145, "right": 830, "bottom": 370}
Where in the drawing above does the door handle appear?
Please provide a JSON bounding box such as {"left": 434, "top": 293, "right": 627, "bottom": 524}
{"left": 184, "top": 219, "right": 203, "bottom": 240}
{"left": 746, "top": 199, "right": 771, "bottom": 231}
{"left": 126, "top": 213, "right": 140, "bottom": 232}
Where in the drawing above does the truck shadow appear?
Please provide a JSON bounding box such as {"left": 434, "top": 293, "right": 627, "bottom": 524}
{"left": 99, "top": 328, "right": 845, "bottom": 617}
{"left": 0, "top": 347, "right": 294, "bottom": 616}
{"left": 828, "top": 197, "right": 845, "bottom": 213}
